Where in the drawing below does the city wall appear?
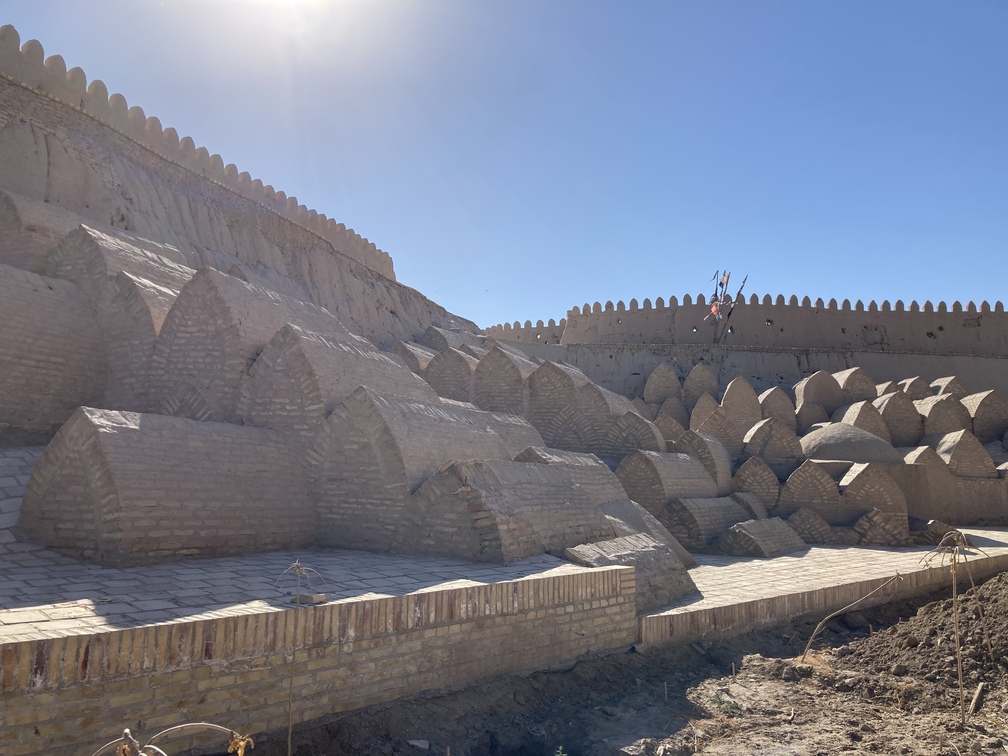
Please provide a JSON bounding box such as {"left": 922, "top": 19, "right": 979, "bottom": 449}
{"left": 0, "top": 567, "right": 636, "bottom": 755}
{"left": 0, "top": 26, "right": 392, "bottom": 279}
{"left": 487, "top": 295, "right": 1008, "bottom": 356}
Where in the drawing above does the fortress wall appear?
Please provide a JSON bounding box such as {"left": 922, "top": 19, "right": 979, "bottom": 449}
{"left": 0, "top": 25, "right": 392, "bottom": 279}
{"left": 0, "top": 30, "right": 476, "bottom": 347}
{"left": 552, "top": 297, "right": 1008, "bottom": 355}
{"left": 0, "top": 264, "right": 107, "bottom": 444}
{"left": 485, "top": 317, "right": 566, "bottom": 345}
{"left": 0, "top": 567, "right": 637, "bottom": 756}
{"left": 17, "top": 408, "right": 316, "bottom": 565}
{"left": 511, "top": 342, "right": 1008, "bottom": 404}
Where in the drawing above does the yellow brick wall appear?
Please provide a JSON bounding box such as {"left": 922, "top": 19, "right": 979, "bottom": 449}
{"left": 0, "top": 567, "right": 636, "bottom": 755}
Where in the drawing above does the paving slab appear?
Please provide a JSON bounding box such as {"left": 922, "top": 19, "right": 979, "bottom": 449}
{"left": 640, "top": 527, "right": 1008, "bottom": 645}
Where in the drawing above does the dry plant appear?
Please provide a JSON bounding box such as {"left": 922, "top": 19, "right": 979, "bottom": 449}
{"left": 273, "top": 559, "right": 329, "bottom": 756}
{"left": 801, "top": 572, "right": 903, "bottom": 663}
{"left": 920, "top": 530, "right": 992, "bottom": 725}
{"left": 91, "top": 723, "right": 253, "bottom": 756}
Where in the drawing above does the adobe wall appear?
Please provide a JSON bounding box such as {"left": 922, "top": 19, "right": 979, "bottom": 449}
{"left": 0, "top": 567, "right": 636, "bottom": 756}
{"left": 0, "top": 26, "right": 391, "bottom": 279}
{"left": 488, "top": 296, "right": 1008, "bottom": 357}
{"left": 0, "top": 28, "right": 477, "bottom": 347}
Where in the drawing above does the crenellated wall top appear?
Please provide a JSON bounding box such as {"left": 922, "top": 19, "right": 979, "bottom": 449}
{"left": 487, "top": 292, "right": 1008, "bottom": 354}
{"left": 0, "top": 25, "right": 395, "bottom": 281}
{"left": 562, "top": 294, "right": 1005, "bottom": 318}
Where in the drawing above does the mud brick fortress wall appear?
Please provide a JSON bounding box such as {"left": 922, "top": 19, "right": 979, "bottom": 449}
{"left": 0, "top": 28, "right": 393, "bottom": 280}
{"left": 0, "top": 569, "right": 636, "bottom": 756}
{"left": 489, "top": 294, "right": 1008, "bottom": 355}
{"left": 0, "top": 27, "right": 476, "bottom": 350}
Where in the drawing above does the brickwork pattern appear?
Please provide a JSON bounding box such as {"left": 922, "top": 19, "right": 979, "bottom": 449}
{"left": 17, "top": 408, "right": 315, "bottom": 565}
{"left": 741, "top": 418, "right": 804, "bottom": 479}
{"left": 874, "top": 389, "right": 925, "bottom": 447}
{"left": 309, "top": 387, "right": 543, "bottom": 551}
{"left": 239, "top": 324, "right": 437, "bottom": 446}
{"left": 391, "top": 341, "right": 436, "bottom": 374}
{"left": 659, "top": 497, "right": 749, "bottom": 551}
{"left": 472, "top": 345, "right": 537, "bottom": 416}
{"left": 565, "top": 534, "right": 696, "bottom": 612}
{"left": 0, "top": 264, "right": 107, "bottom": 442}
{"left": 720, "top": 375, "right": 763, "bottom": 435}
{"left": 671, "top": 432, "right": 732, "bottom": 496}
{"left": 0, "top": 447, "right": 44, "bottom": 552}
{"left": 776, "top": 460, "right": 843, "bottom": 521}
{"left": 0, "top": 566, "right": 636, "bottom": 756}
{"left": 915, "top": 394, "right": 972, "bottom": 437}
{"left": 422, "top": 347, "right": 479, "bottom": 403}
{"left": 962, "top": 390, "right": 1008, "bottom": 444}
{"left": 150, "top": 268, "right": 351, "bottom": 421}
{"left": 731, "top": 457, "right": 781, "bottom": 506}
{"left": 716, "top": 517, "right": 807, "bottom": 558}
{"left": 402, "top": 460, "right": 617, "bottom": 563}
{"left": 615, "top": 450, "right": 718, "bottom": 517}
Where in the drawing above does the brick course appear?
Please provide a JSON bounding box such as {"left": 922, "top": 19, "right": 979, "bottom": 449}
{"left": 0, "top": 567, "right": 636, "bottom": 755}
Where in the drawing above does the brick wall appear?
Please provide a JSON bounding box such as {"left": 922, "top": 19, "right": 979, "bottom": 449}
{"left": 239, "top": 324, "right": 437, "bottom": 446}
{"left": 0, "top": 567, "right": 637, "bottom": 755}
{"left": 0, "top": 264, "right": 107, "bottom": 443}
{"left": 402, "top": 460, "right": 617, "bottom": 562}
{"left": 18, "top": 408, "right": 316, "bottom": 565}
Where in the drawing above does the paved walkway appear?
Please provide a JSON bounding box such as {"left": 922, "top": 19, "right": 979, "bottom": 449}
{"left": 0, "top": 545, "right": 588, "bottom": 642}
{"left": 4, "top": 446, "right": 1008, "bottom": 647}
{"left": 640, "top": 528, "right": 1008, "bottom": 644}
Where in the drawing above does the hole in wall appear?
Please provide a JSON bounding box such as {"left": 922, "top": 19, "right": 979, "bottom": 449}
{"left": 938, "top": 326, "right": 945, "bottom": 332}
{"left": 765, "top": 319, "right": 773, "bottom": 326}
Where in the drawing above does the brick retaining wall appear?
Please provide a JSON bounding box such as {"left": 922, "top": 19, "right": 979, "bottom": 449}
{"left": 0, "top": 567, "right": 636, "bottom": 755}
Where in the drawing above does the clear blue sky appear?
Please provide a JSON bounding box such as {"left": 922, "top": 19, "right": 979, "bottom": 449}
{"left": 4, "top": 1, "right": 1007, "bottom": 328}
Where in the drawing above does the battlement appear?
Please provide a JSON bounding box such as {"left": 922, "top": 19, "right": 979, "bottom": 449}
{"left": 485, "top": 317, "right": 567, "bottom": 345}
{"left": 488, "top": 294, "right": 1008, "bottom": 356}
{"left": 0, "top": 25, "right": 394, "bottom": 280}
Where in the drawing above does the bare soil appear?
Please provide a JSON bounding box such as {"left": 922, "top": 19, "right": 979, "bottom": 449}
{"left": 239, "top": 571, "right": 1008, "bottom": 756}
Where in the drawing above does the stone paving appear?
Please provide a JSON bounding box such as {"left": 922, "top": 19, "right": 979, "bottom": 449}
{"left": 0, "top": 543, "right": 587, "bottom": 642}
{"left": 4, "top": 446, "right": 1008, "bottom": 648}
{"left": 639, "top": 527, "right": 1008, "bottom": 645}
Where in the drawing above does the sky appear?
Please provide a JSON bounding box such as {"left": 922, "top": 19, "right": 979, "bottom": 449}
{"left": 3, "top": 1, "right": 1007, "bottom": 328}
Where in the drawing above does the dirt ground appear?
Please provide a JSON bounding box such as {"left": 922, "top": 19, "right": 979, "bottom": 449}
{"left": 233, "top": 571, "right": 1008, "bottom": 756}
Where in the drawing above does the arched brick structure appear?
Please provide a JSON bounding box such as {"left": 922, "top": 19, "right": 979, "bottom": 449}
{"left": 18, "top": 407, "right": 315, "bottom": 565}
